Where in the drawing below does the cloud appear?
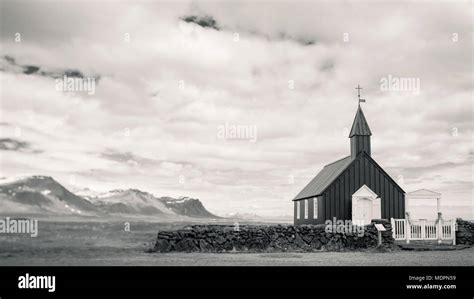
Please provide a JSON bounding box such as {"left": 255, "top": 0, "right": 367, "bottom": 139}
{"left": 0, "top": 138, "right": 38, "bottom": 152}
{"left": 0, "top": 1, "right": 472, "bottom": 216}
{"left": 1, "top": 55, "right": 97, "bottom": 80}
{"left": 100, "top": 149, "right": 158, "bottom": 168}
{"left": 182, "top": 15, "right": 219, "bottom": 30}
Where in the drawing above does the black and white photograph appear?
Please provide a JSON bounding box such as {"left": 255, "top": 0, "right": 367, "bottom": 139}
{"left": 0, "top": 0, "right": 472, "bottom": 297}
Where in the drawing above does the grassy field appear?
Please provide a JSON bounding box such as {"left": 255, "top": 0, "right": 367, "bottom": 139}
{"left": 0, "top": 219, "right": 473, "bottom": 266}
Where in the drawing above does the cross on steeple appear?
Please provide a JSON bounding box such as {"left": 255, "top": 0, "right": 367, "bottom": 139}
{"left": 355, "top": 84, "right": 366, "bottom": 104}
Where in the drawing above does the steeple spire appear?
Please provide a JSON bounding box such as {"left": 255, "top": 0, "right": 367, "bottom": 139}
{"left": 349, "top": 105, "right": 372, "bottom": 137}
{"left": 349, "top": 85, "right": 371, "bottom": 159}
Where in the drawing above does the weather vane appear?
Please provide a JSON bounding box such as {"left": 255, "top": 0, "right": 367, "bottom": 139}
{"left": 355, "top": 84, "right": 366, "bottom": 104}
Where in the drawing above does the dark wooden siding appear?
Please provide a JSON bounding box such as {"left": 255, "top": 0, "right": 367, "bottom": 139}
{"left": 294, "top": 196, "right": 326, "bottom": 225}
{"left": 351, "top": 135, "right": 371, "bottom": 159}
{"left": 294, "top": 153, "right": 405, "bottom": 225}
{"left": 320, "top": 153, "right": 405, "bottom": 222}
{"left": 344, "top": 171, "right": 350, "bottom": 219}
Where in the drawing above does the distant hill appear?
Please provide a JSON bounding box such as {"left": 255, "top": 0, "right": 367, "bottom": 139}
{"left": 224, "top": 212, "right": 266, "bottom": 220}
{"left": 224, "top": 212, "right": 292, "bottom": 223}
{"left": 159, "top": 196, "right": 219, "bottom": 218}
{"left": 0, "top": 175, "right": 219, "bottom": 219}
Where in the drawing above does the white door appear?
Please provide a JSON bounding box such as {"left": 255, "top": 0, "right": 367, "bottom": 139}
{"left": 352, "top": 185, "right": 381, "bottom": 224}
{"left": 358, "top": 198, "right": 373, "bottom": 225}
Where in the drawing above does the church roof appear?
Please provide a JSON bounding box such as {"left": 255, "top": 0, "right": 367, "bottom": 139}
{"left": 293, "top": 156, "right": 352, "bottom": 200}
{"left": 293, "top": 152, "right": 405, "bottom": 201}
{"left": 349, "top": 105, "right": 372, "bottom": 137}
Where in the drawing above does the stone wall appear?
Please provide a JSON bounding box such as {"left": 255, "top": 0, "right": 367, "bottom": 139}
{"left": 153, "top": 220, "right": 394, "bottom": 253}
{"left": 456, "top": 219, "right": 473, "bottom": 245}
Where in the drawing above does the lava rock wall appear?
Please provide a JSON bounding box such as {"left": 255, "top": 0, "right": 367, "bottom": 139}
{"left": 456, "top": 219, "right": 474, "bottom": 245}
{"left": 153, "top": 220, "right": 394, "bottom": 253}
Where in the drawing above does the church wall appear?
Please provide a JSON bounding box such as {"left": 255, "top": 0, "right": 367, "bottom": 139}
{"left": 294, "top": 154, "right": 405, "bottom": 225}
{"left": 344, "top": 171, "right": 350, "bottom": 219}
{"left": 325, "top": 154, "right": 405, "bottom": 222}
{"left": 294, "top": 196, "right": 326, "bottom": 225}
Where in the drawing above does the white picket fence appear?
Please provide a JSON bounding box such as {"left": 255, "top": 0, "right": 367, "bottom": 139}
{"left": 391, "top": 218, "right": 456, "bottom": 245}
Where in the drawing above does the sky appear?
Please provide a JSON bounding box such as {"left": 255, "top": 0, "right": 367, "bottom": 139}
{"left": 0, "top": 0, "right": 472, "bottom": 218}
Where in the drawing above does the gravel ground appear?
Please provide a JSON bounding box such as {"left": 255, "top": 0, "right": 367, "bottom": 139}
{"left": 1, "top": 248, "right": 473, "bottom": 266}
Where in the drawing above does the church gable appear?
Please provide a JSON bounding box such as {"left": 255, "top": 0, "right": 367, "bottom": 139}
{"left": 319, "top": 152, "right": 404, "bottom": 199}
{"left": 328, "top": 152, "right": 404, "bottom": 194}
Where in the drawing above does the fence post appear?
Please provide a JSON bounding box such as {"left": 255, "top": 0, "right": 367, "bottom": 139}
{"left": 421, "top": 220, "right": 426, "bottom": 240}
{"left": 437, "top": 212, "right": 442, "bottom": 244}
{"left": 390, "top": 218, "right": 395, "bottom": 239}
{"left": 452, "top": 220, "right": 456, "bottom": 246}
{"left": 405, "top": 219, "right": 410, "bottom": 244}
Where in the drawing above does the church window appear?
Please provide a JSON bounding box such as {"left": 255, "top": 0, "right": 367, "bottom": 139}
{"left": 313, "top": 197, "right": 318, "bottom": 219}
{"left": 296, "top": 201, "right": 300, "bottom": 219}
{"left": 304, "top": 199, "right": 308, "bottom": 219}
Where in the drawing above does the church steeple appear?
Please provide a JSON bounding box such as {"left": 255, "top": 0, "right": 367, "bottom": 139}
{"left": 349, "top": 85, "right": 372, "bottom": 159}
{"left": 349, "top": 105, "right": 372, "bottom": 137}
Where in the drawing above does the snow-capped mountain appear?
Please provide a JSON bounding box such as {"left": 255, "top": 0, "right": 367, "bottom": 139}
{"left": 0, "top": 175, "right": 219, "bottom": 219}
{"left": 0, "top": 175, "right": 98, "bottom": 215}
{"left": 90, "top": 191, "right": 219, "bottom": 218}
{"left": 73, "top": 187, "right": 103, "bottom": 199}
{"left": 88, "top": 189, "right": 175, "bottom": 216}
{"left": 159, "top": 196, "right": 219, "bottom": 218}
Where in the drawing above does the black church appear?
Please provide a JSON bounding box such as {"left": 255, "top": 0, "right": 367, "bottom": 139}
{"left": 293, "top": 88, "right": 405, "bottom": 225}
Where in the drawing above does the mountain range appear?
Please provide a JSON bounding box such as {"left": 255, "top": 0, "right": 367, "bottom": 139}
{"left": 0, "top": 175, "right": 219, "bottom": 219}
